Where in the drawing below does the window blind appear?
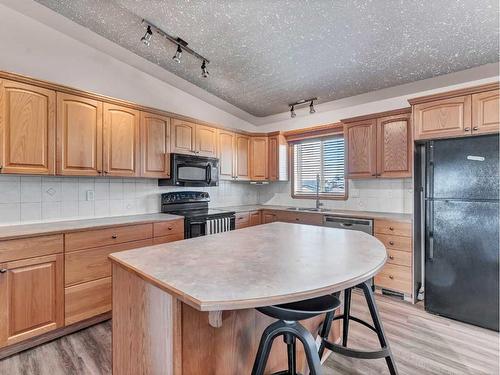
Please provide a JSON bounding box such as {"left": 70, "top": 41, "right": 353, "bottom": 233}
{"left": 293, "top": 135, "right": 345, "bottom": 197}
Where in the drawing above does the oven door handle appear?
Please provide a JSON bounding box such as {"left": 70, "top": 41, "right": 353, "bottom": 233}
{"left": 189, "top": 221, "right": 205, "bottom": 225}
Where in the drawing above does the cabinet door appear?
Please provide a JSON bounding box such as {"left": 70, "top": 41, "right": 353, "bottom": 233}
{"left": 249, "top": 211, "right": 262, "bottom": 226}
{"left": 171, "top": 119, "right": 195, "bottom": 154}
{"left": 262, "top": 212, "right": 276, "bottom": 224}
{"left": 57, "top": 93, "right": 103, "bottom": 176}
{"left": 413, "top": 95, "right": 471, "bottom": 140}
{"left": 472, "top": 90, "right": 499, "bottom": 135}
{"left": 235, "top": 134, "right": 250, "bottom": 180}
{"left": 0, "top": 80, "right": 55, "bottom": 174}
{"left": 268, "top": 134, "right": 289, "bottom": 181}
{"left": 376, "top": 113, "right": 412, "bottom": 178}
{"left": 0, "top": 254, "right": 63, "bottom": 348}
{"left": 140, "top": 112, "right": 170, "bottom": 178}
{"left": 250, "top": 136, "right": 268, "bottom": 180}
{"left": 195, "top": 124, "right": 217, "bottom": 157}
{"left": 218, "top": 129, "right": 235, "bottom": 180}
{"left": 102, "top": 103, "right": 140, "bottom": 177}
{"left": 345, "top": 120, "right": 377, "bottom": 178}
{"left": 268, "top": 136, "right": 278, "bottom": 181}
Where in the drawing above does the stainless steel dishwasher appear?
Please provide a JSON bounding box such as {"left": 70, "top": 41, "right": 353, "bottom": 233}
{"left": 323, "top": 216, "right": 373, "bottom": 235}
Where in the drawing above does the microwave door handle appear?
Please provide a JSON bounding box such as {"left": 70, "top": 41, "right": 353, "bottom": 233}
{"left": 206, "top": 165, "right": 212, "bottom": 183}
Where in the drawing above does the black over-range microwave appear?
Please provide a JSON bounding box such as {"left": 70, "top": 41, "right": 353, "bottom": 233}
{"left": 158, "top": 153, "right": 219, "bottom": 187}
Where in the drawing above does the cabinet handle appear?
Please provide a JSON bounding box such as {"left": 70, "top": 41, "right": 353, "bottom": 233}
{"left": 389, "top": 226, "right": 394, "bottom": 231}
{"left": 168, "top": 227, "right": 173, "bottom": 230}
{"left": 98, "top": 170, "right": 102, "bottom": 174}
{"left": 0, "top": 268, "right": 7, "bottom": 273}
{"left": 464, "top": 127, "right": 470, "bottom": 132}
{"left": 473, "top": 126, "right": 478, "bottom": 131}
{"left": 389, "top": 275, "right": 394, "bottom": 280}
{"left": 389, "top": 255, "right": 394, "bottom": 260}
{"left": 111, "top": 234, "right": 117, "bottom": 239}
{"left": 389, "top": 241, "right": 394, "bottom": 245}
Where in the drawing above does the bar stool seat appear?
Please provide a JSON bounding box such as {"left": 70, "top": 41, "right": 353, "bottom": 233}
{"left": 252, "top": 294, "right": 341, "bottom": 375}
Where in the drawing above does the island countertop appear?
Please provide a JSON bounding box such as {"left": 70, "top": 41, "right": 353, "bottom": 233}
{"left": 109, "top": 222, "right": 387, "bottom": 311}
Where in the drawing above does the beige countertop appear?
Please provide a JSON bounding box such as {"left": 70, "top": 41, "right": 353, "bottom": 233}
{"left": 0, "top": 213, "right": 183, "bottom": 241}
{"left": 110, "top": 222, "right": 387, "bottom": 312}
{"left": 214, "top": 204, "right": 412, "bottom": 222}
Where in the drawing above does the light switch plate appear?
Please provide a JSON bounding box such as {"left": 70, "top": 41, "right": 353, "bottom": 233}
{"left": 86, "top": 190, "right": 95, "bottom": 201}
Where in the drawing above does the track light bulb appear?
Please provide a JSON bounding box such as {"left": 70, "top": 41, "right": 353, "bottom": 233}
{"left": 172, "top": 45, "right": 182, "bottom": 63}
{"left": 290, "top": 105, "right": 296, "bottom": 118}
{"left": 141, "top": 26, "right": 152, "bottom": 46}
{"left": 309, "top": 100, "right": 316, "bottom": 114}
{"left": 201, "top": 60, "right": 209, "bottom": 78}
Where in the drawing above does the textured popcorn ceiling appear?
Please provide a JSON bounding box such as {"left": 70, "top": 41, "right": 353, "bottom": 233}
{"left": 34, "top": 0, "right": 499, "bottom": 117}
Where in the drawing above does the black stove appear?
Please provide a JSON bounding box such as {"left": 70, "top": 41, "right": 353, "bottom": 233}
{"left": 161, "top": 191, "right": 235, "bottom": 238}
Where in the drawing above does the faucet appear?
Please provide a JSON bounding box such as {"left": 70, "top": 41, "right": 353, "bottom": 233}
{"left": 316, "top": 174, "right": 323, "bottom": 210}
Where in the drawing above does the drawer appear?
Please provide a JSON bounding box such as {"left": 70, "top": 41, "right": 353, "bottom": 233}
{"left": 374, "top": 263, "right": 412, "bottom": 294}
{"left": 374, "top": 219, "right": 411, "bottom": 237}
{"left": 0, "top": 235, "right": 63, "bottom": 262}
{"left": 275, "top": 211, "right": 323, "bottom": 226}
{"left": 235, "top": 212, "right": 250, "bottom": 229}
{"left": 153, "top": 220, "right": 184, "bottom": 237}
{"left": 152, "top": 232, "right": 184, "bottom": 245}
{"left": 65, "top": 224, "right": 153, "bottom": 252}
{"left": 65, "top": 238, "right": 153, "bottom": 286}
{"left": 386, "top": 249, "right": 412, "bottom": 267}
{"left": 375, "top": 233, "right": 412, "bottom": 252}
{"left": 249, "top": 211, "right": 262, "bottom": 226}
{"left": 65, "top": 277, "right": 112, "bottom": 325}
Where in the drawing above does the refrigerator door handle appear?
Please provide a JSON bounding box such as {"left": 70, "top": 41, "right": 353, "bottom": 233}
{"left": 429, "top": 235, "right": 434, "bottom": 261}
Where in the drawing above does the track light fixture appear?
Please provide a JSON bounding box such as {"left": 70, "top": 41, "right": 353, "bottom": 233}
{"left": 141, "top": 26, "right": 153, "bottom": 46}
{"left": 172, "top": 45, "right": 182, "bottom": 63}
{"left": 288, "top": 97, "right": 317, "bottom": 118}
{"left": 140, "top": 20, "right": 210, "bottom": 77}
{"left": 201, "top": 60, "right": 209, "bottom": 78}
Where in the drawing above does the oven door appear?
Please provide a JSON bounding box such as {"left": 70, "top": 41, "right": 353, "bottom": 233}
{"left": 186, "top": 219, "right": 207, "bottom": 238}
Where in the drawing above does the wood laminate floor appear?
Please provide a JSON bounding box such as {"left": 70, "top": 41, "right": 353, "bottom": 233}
{"left": 0, "top": 293, "right": 498, "bottom": 375}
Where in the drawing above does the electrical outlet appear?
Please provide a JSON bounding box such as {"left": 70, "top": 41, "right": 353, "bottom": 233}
{"left": 86, "top": 190, "right": 95, "bottom": 201}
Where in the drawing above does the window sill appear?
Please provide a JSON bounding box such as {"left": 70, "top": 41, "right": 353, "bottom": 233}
{"left": 291, "top": 194, "right": 348, "bottom": 201}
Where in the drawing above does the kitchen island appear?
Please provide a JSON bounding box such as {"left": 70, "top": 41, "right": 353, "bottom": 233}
{"left": 109, "top": 222, "right": 387, "bottom": 374}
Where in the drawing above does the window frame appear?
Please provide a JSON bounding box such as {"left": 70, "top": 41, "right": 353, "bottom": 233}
{"left": 290, "top": 134, "right": 348, "bottom": 200}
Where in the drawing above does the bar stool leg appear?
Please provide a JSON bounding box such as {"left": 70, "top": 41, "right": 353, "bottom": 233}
{"left": 252, "top": 320, "right": 285, "bottom": 375}
{"left": 359, "top": 282, "right": 399, "bottom": 375}
{"left": 292, "top": 323, "right": 322, "bottom": 375}
{"left": 284, "top": 333, "right": 297, "bottom": 375}
{"left": 318, "top": 310, "right": 334, "bottom": 360}
{"left": 342, "top": 288, "right": 352, "bottom": 347}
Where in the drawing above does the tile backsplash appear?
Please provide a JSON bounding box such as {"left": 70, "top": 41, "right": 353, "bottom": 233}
{"left": 0, "top": 175, "right": 259, "bottom": 226}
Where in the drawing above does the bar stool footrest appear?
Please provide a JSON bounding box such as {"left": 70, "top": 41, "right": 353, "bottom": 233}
{"left": 322, "top": 339, "right": 391, "bottom": 359}
{"left": 332, "top": 314, "right": 378, "bottom": 333}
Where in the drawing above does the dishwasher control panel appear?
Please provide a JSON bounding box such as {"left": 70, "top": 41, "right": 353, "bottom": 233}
{"left": 323, "top": 216, "right": 373, "bottom": 235}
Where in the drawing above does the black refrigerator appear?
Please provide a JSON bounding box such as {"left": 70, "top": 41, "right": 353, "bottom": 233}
{"left": 424, "top": 134, "right": 499, "bottom": 331}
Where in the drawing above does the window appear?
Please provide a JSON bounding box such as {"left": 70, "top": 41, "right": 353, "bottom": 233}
{"left": 292, "top": 135, "right": 347, "bottom": 199}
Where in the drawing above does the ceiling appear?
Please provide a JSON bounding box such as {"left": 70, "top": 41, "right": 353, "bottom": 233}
{"left": 34, "top": 0, "right": 499, "bottom": 117}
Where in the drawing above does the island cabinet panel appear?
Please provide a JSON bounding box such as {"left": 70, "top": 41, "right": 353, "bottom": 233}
{"left": 170, "top": 119, "right": 196, "bottom": 155}
{"left": 195, "top": 124, "right": 218, "bottom": 157}
{"left": 140, "top": 112, "right": 170, "bottom": 178}
{"left": 376, "top": 113, "right": 412, "bottom": 178}
{"left": 56, "top": 93, "right": 103, "bottom": 176}
{"left": 218, "top": 129, "right": 236, "bottom": 180}
{"left": 345, "top": 120, "right": 377, "bottom": 178}
{"left": 472, "top": 90, "right": 500, "bottom": 135}
{"left": 0, "top": 79, "right": 55, "bottom": 175}
{"left": 65, "top": 277, "right": 111, "bottom": 326}
{"left": 102, "top": 103, "right": 140, "bottom": 177}
{"left": 0, "top": 253, "right": 64, "bottom": 348}
{"left": 235, "top": 134, "right": 251, "bottom": 180}
{"left": 413, "top": 95, "right": 471, "bottom": 140}
{"left": 250, "top": 136, "right": 269, "bottom": 180}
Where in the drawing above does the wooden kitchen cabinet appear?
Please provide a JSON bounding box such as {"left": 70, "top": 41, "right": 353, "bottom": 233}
{"left": 56, "top": 93, "right": 103, "bottom": 176}
{"left": 249, "top": 211, "right": 262, "bottom": 226}
{"left": 268, "top": 134, "right": 288, "bottom": 181}
{"left": 250, "top": 136, "right": 268, "bottom": 180}
{"left": 235, "top": 134, "right": 250, "bottom": 180}
{"left": 195, "top": 124, "right": 217, "bottom": 157}
{"left": 0, "top": 79, "right": 55, "bottom": 175}
{"left": 376, "top": 113, "right": 412, "bottom": 178}
{"left": 103, "top": 103, "right": 140, "bottom": 177}
{"left": 170, "top": 119, "right": 196, "bottom": 154}
{"left": 262, "top": 211, "right": 277, "bottom": 224}
{"left": 235, "top": 212, "right": 250, "bottom": 229}
{"left": 472, "top": 90, "right": 500, "bottom": 135}
{"left": 0, "top": 253, "right": 64, "bottom": 348}
{"left": 140, "top": 112, "right": 170, "bottom": 178}
{"left": 344, "top": 120, "right": 377, "bottom": 178}
{"left": 218, "top": 129, "right": 236, "bottom": 180}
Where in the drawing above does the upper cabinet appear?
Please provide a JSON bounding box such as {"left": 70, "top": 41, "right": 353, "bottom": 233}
{"left": 102, "top": 103, "right": 140, "bottom": 177}
{"left": 56, "top": 93, "right": 103, "bottom": 176}
{"left": 195, "top": 124, "right": 217, "bottom": 157}
{"left": 472, "top": 90, "right": 499, "bottom": 135}
{"left": 140, "top": 112, "right": 170, "bottom": 178}
{"left": 410, "top": 83, "right": 499, "bottom": 141}
{"left": 235, "top": 134, "right": 250, "bottom": 180}
{"left": 344, "top": 109, "right": 412, "bottom": 179}
{"left": 250, "top": 136, "right": 268, "bottom": 180}
{"left": 344, "top": 120, "right": 377, "bottom": 178}
{"left": 0, "top": 80, "right": 55, "bottom": 175}
{"left": 218, "top": 129, "right": 236, "bottom": 180}
{"left": 170, "top": 119, "right": 217, "bottom": 157}
{"left": 268, "top": 134, "right": 288, "bottom": 181}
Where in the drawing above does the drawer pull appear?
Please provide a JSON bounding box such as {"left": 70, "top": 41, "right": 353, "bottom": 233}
{"left": 389, "top": 226, "right": 394, "bottom": 231}
{"left": 389, "top": 275, "right": 394, "bottom": 280}
{"left": 389, "top": 241, "right": 394, "bottom": 245}
{"left": 389, "top": 255, "right": 394, "bottom": 260}
{"left": 0, "top": 268, "right": 7, "bottom": 273}
{"left": 111, "top": 234, "right": 118, "bottom": 239}
{"left": 168, "top": 227, "right": 173, "bottom": 230}
{"left": 295, "top": 218, "right": 300, "bottom": 221}
{"left": 473, "top": 126, "right": 478, "bottom": 131}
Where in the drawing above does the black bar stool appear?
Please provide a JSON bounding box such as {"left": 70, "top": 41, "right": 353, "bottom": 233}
{"left": 252, "top": 294, "right": 341, "bottom": 375}
{"left": 318, "top": 281, "right": 398, "bottom": 374}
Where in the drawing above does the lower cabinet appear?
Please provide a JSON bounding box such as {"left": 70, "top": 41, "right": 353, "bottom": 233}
{"left": 0, "top": 253, "right": 64, "bottom": 348}
{"left": 65, "top": 277, "right": 112, "bottom": 326}
{"left": 249, "top": 211, "right": 262, "bottom": 226}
